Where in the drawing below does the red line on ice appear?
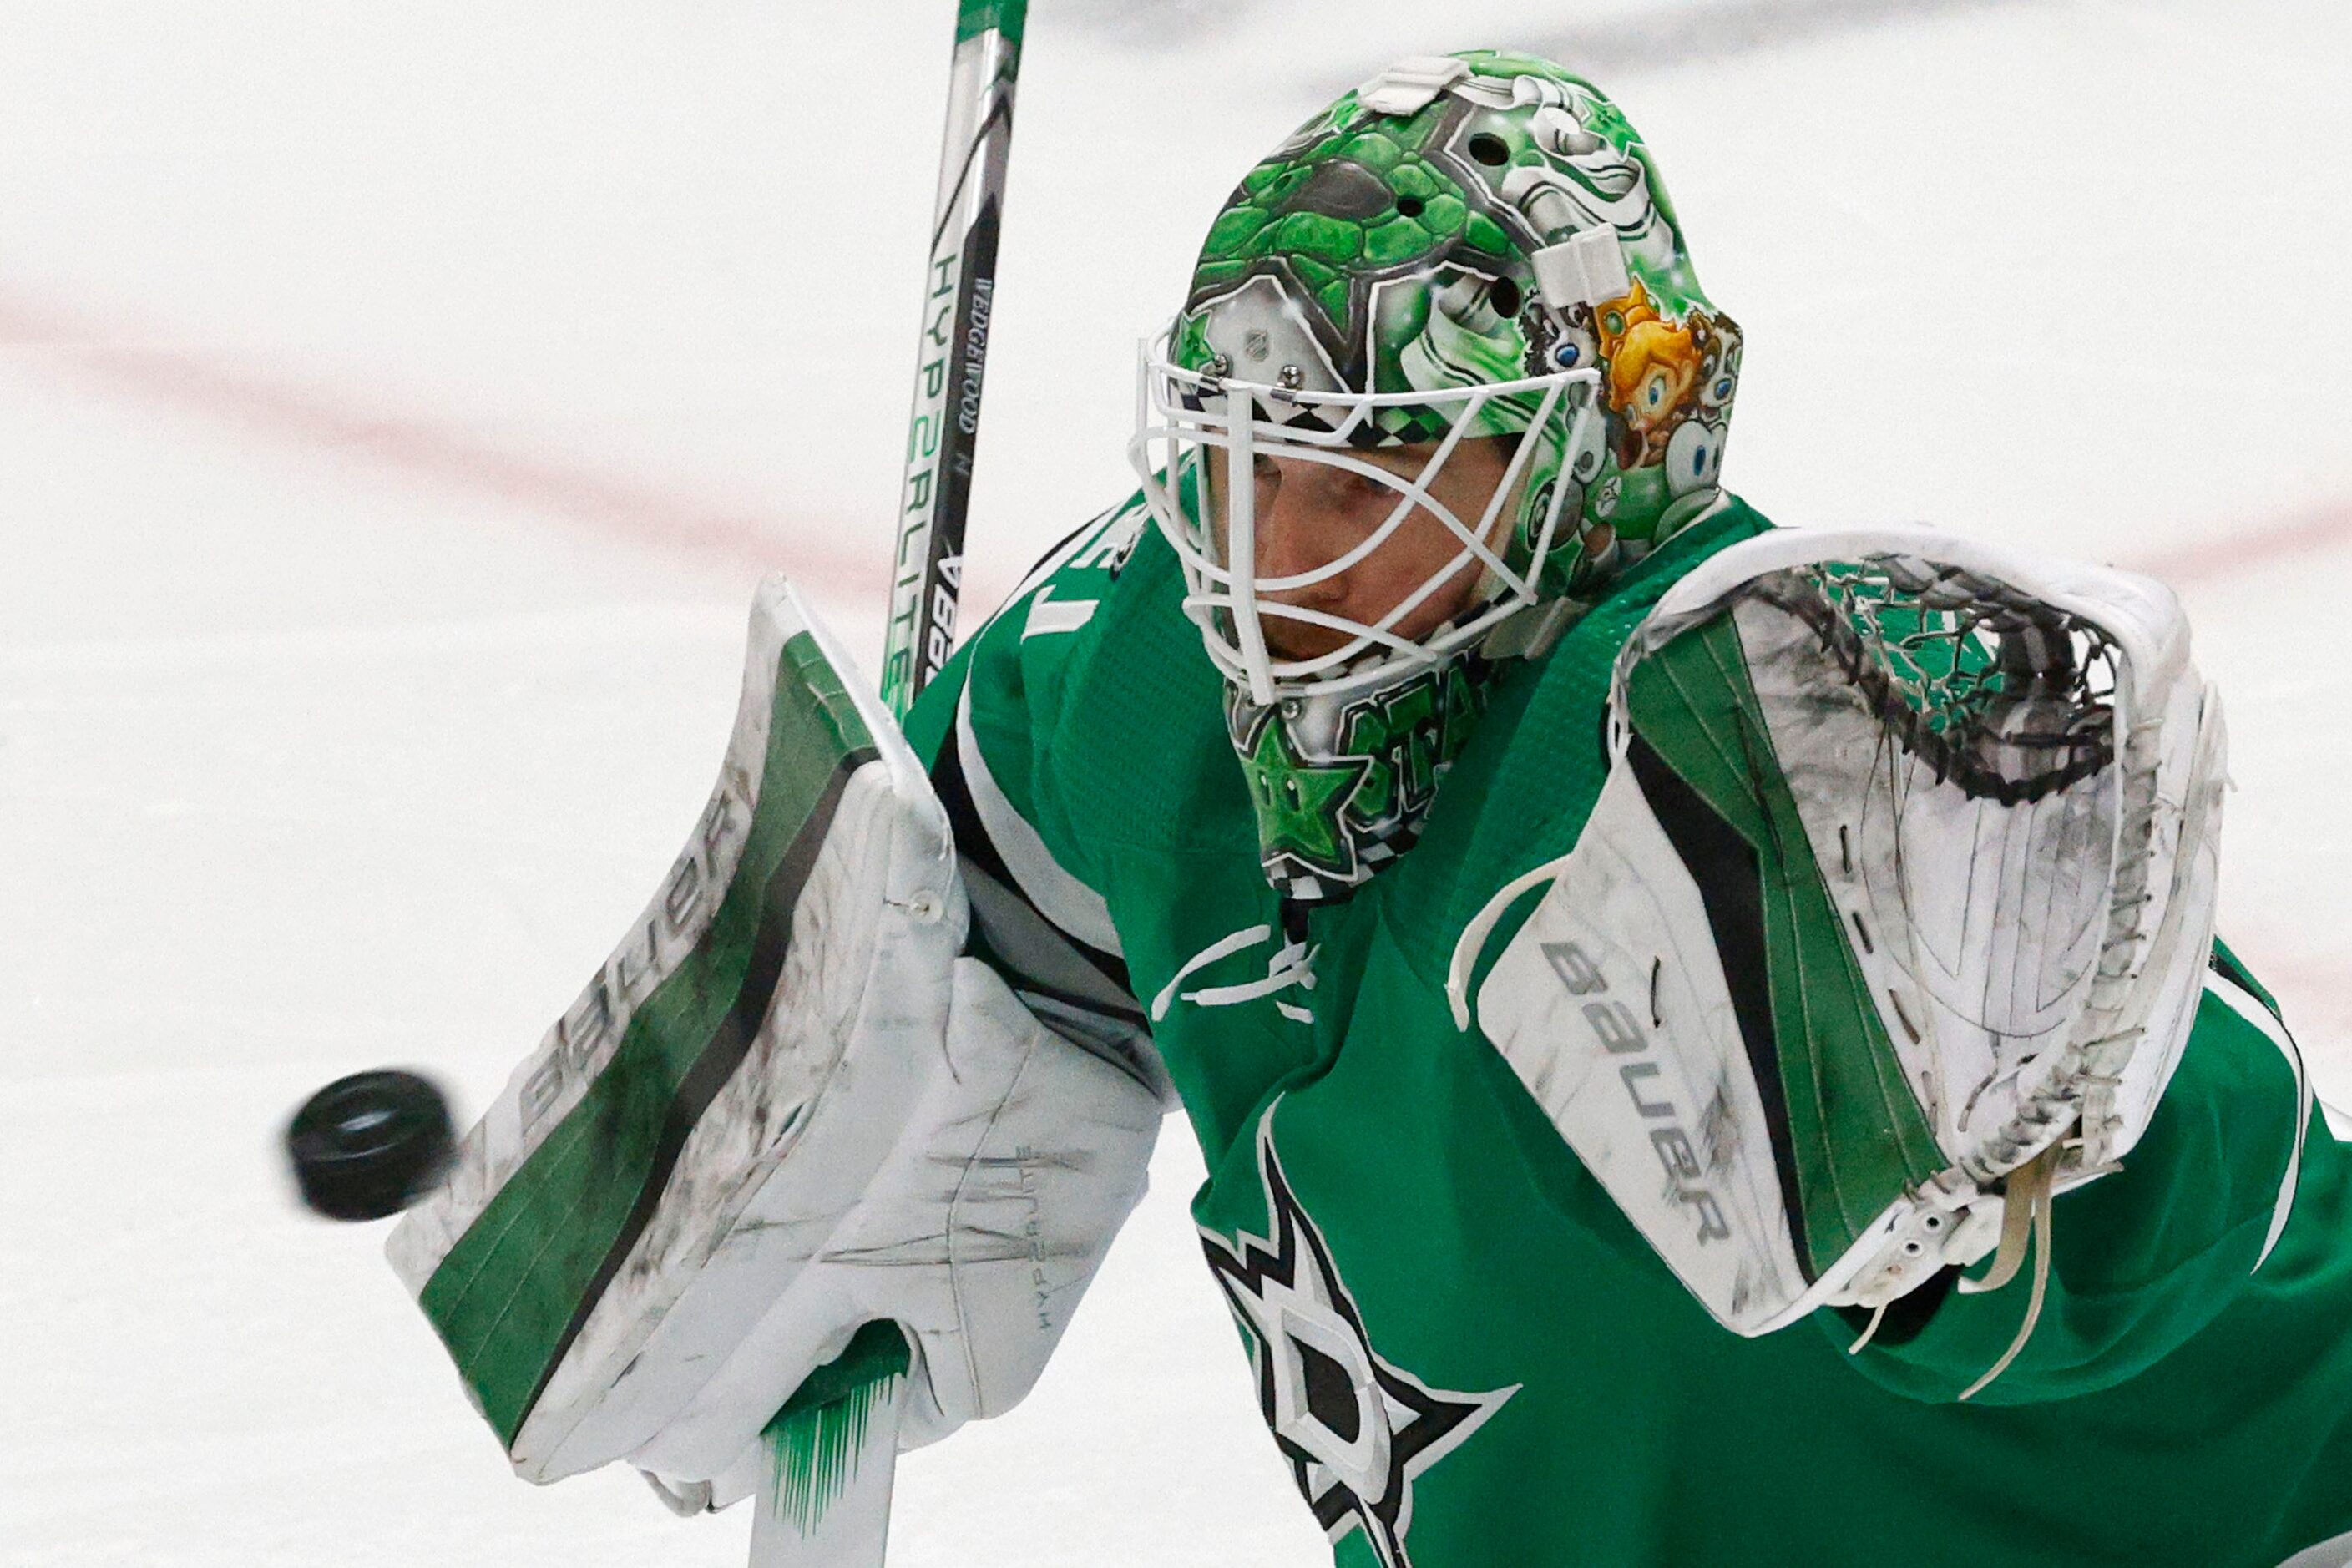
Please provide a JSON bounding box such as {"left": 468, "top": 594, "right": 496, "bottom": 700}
{"left": 4, "top": 281, "right": 2344, "bottom": 594}
{"left": 0, "top": 283, "right": 888, "bottom": 593}
{"left": 2128, "top": 502, "right": 2352, "bottom": 587}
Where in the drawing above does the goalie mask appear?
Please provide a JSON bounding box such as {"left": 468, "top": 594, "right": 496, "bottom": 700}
{"left": 1131, "top": 51, "right": 1744, "bottom": 900}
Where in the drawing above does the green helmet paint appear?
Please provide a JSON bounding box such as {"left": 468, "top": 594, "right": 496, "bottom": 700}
{"left": 1131, "top": 52, "right": 1742, "bottom": 899}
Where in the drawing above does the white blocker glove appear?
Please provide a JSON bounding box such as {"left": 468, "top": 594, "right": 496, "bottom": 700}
{"left": 637, "top": 951, "right": 1162, "bottom": 1490}
{"left": 387, "top": 574, "right": 1161, "bottom": 1500}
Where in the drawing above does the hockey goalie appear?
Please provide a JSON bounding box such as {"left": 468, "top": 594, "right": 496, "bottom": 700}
{"left": 389, "top": 50, "right": 2352, "bottom": 1568}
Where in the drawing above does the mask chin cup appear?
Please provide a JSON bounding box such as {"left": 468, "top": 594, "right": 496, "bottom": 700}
{"left": 1224, "top": 649, "right": 1494, "bottom": 902}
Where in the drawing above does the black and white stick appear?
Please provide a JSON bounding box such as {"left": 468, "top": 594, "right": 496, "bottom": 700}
{"left": 878, "top": 0, "right": 1029, "bottom": 721}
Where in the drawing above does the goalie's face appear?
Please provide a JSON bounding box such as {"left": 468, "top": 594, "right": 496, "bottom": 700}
{"left": 1221, "top": 436, "right": 1520, "bottom": 662}
{"left": 1136, "top": 345, "right": 1591, "bottom": 710}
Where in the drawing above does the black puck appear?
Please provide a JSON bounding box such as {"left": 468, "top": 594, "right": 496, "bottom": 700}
{"left": 285, "top": 1069, "right": 456, "bottom": 1221}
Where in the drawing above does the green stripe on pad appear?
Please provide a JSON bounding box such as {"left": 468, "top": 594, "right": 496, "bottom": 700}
{"left": 1626, "top": 614, "right": 1945, "bottom": 1272}
{"left": 420, "top": 630, "right": 878, "bottom": 1448}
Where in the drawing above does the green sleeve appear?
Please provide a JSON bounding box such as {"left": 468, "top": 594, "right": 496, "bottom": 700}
{"left": 899, "top": 499, "right": 1158, "bottom": 1032}
{"left": 1832, "top": 948, "right": 2312, "bottom": 1404}
{"left": 904, "top": 500, "right": 1147, "bottom": 850}
{"left": 900, "top": 624, "right": 979, "bottom": 774}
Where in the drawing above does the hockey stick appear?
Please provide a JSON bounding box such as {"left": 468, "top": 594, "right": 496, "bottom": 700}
{"left": 749, "top": 3, "right": 1031, "bottom": 1563}
{"left": 879, "top": 0, "right": 1029, "bottom": 720}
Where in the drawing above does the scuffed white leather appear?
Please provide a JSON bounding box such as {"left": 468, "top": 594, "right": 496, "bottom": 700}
{"left": 1466, "top": 525, "right": 2227, "bottom": 1334}
{"left": 635, "top": 956, "right": 1161, "bottom": 1487}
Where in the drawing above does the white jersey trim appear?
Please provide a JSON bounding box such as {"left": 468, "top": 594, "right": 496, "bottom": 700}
{"left": 2207, "top": 968, "right": 2309, "bottom": 1272}
{"left": 955, "top": 680, "right": 1125, "bottom": 959}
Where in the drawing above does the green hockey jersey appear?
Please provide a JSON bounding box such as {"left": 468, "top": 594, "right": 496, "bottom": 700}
{"left": 902, "top": 492, "right": 2351, "bottom": 1568}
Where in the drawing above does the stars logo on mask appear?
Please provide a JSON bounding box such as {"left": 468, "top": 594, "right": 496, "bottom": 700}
{"left": 1200, "top": 1108, "right": 1517, "bottom": 1568}
{"left": 1239, "top": 711, "right": 1371, "bottom": 881}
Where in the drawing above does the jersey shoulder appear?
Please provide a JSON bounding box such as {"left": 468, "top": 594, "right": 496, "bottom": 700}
{"left": 903, "top": 492, "right": 1256, "bottom": 956}
{"left": 1382, "top": 494, "right": 1777, "bottom": 974}
{"left": 956, "top": 491, "right": 1247, "bottom": 852}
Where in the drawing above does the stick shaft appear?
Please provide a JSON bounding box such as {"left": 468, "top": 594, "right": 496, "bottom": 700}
{"left": 879, "top": 1, "right": 1029, "bottom": 719}
{"left": 753, "top": 8, "right": 1029, "bottom": 1561}
{"left": 747, "top": 1373, "right": 913, "bottom": 1568}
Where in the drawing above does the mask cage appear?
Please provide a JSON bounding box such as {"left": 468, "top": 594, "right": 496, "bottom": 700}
{"left": 1130, "top": 330, "right": 1602, "bottom": 706}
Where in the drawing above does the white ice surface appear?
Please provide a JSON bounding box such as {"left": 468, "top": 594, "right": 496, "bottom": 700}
{"left": 3, "top": 2, "right": 2349, "bottom": 1563}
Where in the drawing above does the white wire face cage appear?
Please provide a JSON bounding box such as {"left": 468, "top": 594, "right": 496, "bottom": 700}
{"left": 1129, "top": 329, "right": 1604, "bottom": 706}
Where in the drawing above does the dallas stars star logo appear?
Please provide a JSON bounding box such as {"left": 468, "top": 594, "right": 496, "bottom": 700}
{"left": 1235, "top": 704, "right": 1371, "bottom": 883}
{"left": 1200, "top": 1108, "right": 1517, "bottom": 1568}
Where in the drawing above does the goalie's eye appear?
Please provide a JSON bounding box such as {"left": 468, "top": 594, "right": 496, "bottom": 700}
{"left": 1555, "top": 342, "right": 1581, "bottom": 367}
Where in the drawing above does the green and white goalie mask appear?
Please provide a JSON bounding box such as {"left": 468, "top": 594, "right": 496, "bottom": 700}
{"left": 1139, "top": 345, "right": 1596, "bottom": 901}
{"left": 1130, "top": 52, "right": 1743, "bottom": 900}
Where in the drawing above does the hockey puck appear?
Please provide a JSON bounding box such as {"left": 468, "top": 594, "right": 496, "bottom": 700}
{"left": 285, "top": 1069, "right": 455, "bottom": 1222}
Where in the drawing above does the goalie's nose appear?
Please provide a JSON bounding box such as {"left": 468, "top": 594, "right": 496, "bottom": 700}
{"left": 1253, "top": 489, "right": 1356, "bottom": 660}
